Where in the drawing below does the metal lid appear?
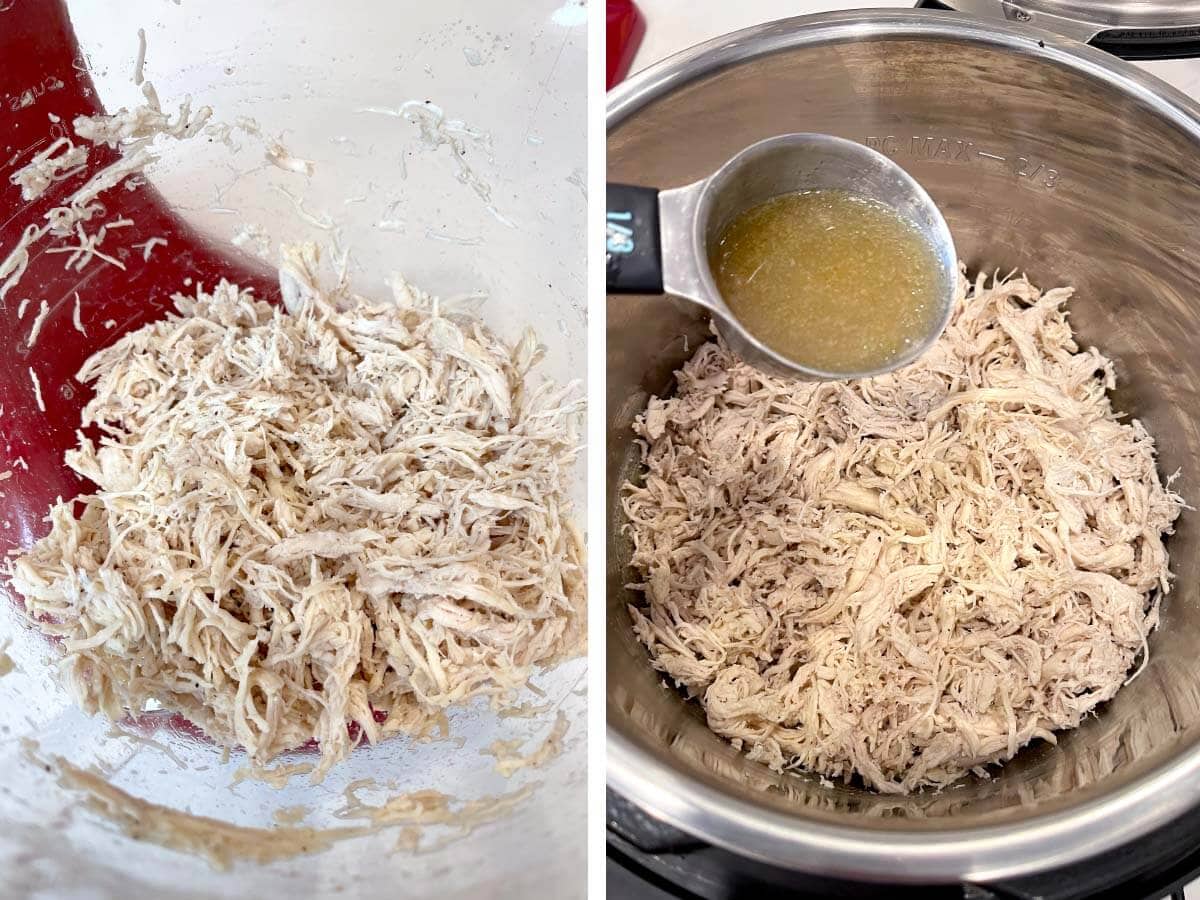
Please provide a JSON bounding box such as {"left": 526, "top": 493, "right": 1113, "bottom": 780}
{"left": 920, "top": 0, "right": 1200, "bottom": 56}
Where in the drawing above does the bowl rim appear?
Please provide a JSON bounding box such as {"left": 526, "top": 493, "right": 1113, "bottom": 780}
{"left": 606, "top": 8, "right": 1200, "bottom": 883}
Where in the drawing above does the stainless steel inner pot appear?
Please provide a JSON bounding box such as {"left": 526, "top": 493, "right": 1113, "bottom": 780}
{"left": 607, "top": 10, "right": 1200, "bottom": 883}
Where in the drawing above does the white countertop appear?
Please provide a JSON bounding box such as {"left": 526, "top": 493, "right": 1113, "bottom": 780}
{"left": 630, "top": 0, "right": 1200, "bottom": 101}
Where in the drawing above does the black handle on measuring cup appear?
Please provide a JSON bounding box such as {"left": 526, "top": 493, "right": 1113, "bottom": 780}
{"left": 606, "top": 183, "right": 663, "bottom": 294}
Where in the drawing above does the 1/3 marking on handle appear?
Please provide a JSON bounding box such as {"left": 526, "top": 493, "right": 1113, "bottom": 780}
{"left": 606, "top": 183, "right": 663, "bottom": 294}
{"left": 607, "top": 210, "right": 635, "bottom": 254}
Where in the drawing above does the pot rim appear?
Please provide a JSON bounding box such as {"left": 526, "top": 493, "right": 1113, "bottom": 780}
{"left": 606, "top": 8, "right": 1200, "bottom": 883}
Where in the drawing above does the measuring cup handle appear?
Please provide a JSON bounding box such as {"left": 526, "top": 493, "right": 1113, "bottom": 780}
{"left": 606, "top": 183, "right": 663, "bottom": 294}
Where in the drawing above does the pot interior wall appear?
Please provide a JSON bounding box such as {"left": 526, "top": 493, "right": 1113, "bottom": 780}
{"left": 608, "top": 30, "right": 1200, "bottom": 828}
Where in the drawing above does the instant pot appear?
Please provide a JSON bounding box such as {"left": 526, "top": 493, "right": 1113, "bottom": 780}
{"left": 608, "top": 8, "right": 1200, "bottom": 897}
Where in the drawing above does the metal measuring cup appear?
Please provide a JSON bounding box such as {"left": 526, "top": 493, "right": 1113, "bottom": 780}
{"left": 606, "top": 133, "right": 958, "bottom": 380}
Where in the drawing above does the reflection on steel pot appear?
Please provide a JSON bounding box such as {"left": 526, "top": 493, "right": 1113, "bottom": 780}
{"left": 607, "top": 10, "right": 1200, "bottom": 883}
{"left": 922, "top": 0, "right": 1200, "bottom": 59}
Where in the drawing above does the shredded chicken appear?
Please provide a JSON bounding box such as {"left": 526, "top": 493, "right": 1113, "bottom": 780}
{"left": 0, "top": 76, "right": 209, "bottom": 303}
{"left": 231, "top": 223, "right": 270, "bottom": 259}
{"left": 230, "top": 761, "right": 315, "bottom": 788}
{"left": 133, "top": 27, "right": 147, "bottom": 86}
{"left": 9, "top": 136, "right": 89, "bottom": 201}
{"left": 273, "top": 805, "right": 310, "bottom": 825}
{"left": 72, "top": 292, "right": 86, "bottom": 336}
{"left": 0, "top": 642, "right": 14, "bottom": 678}
{"left": 1, "top": 225, "right": 47, "bottom": 303}
{"left": 273, "top": 184, "right": 334, "bottom": 231}
{"left": 28, "top": 368, "right": 45, "bottom": 413}
{"left": 623, "top": 270, "right": 1184, "bottom": 794}
{"left": 11, "top": 243, "right": 584, "bottom": 780}
{"left": 45, "top": 221, "right": 128, "bottom": 273}
{"left": 74, "top": 82, "right": 211, "bottom": 148}
{"left": 26, "top": 299, "right": 50, "bottom": 348}
{"left": 483, "top": 711, "right": 570, "bottom": 776}
{"left": 265, "top": 139, "right": 315, "bottom": 176}
{"left": 127, "top": 237, "right": 168, "bottom": 262}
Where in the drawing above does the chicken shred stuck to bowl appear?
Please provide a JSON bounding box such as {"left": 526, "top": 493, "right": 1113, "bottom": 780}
{"left": 10, "top": 244, "right": 585, "bottom": 781}
{"left": 622, "top": 269, "right": 1183, "bottom": 794}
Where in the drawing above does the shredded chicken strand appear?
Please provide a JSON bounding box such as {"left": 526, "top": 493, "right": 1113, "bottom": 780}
{"left": 11, "top": 244, "right": 584, "bottom": 780}
{"left": 9, "top": 136, "right": 89, "bottom": 202}
{"left": 623, "top": 270, "right": 1184, "bottom": 794}
{"left": 0, "top": 77, "right": 208, "bottom": 303}
{"left": 26, "top": 299, "right": 50, "bottom": 348}
{"left": 483, "top": 710, "right": 570, "bottom": 776}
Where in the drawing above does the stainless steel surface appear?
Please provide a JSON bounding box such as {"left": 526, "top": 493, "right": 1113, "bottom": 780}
{"left": 607, "top": 9, "right": 1200, "bottom": 883}
{"left": 941, "top": 0, "right": 1200, "bottom": 44}
{"left": 658, "top": 133, "right": 957, "bottom": 379}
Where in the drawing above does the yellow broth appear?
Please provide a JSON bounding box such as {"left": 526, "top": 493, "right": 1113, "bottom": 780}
{"left": 711, "top": 190, "right": 943, "bottom": 375}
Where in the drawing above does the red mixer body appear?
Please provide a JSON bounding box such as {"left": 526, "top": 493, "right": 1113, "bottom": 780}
{"left": 0, "top": 1, "right": 274, "bottom": 563}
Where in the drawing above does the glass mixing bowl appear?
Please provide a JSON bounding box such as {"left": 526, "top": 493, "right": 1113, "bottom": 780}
{"left": 0, "top": 1, "right": 586, "bottom": 896}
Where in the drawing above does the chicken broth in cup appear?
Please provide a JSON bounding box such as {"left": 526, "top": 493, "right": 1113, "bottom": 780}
{"left": 710, "top": 189, "right": 943, "bottom": 376}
